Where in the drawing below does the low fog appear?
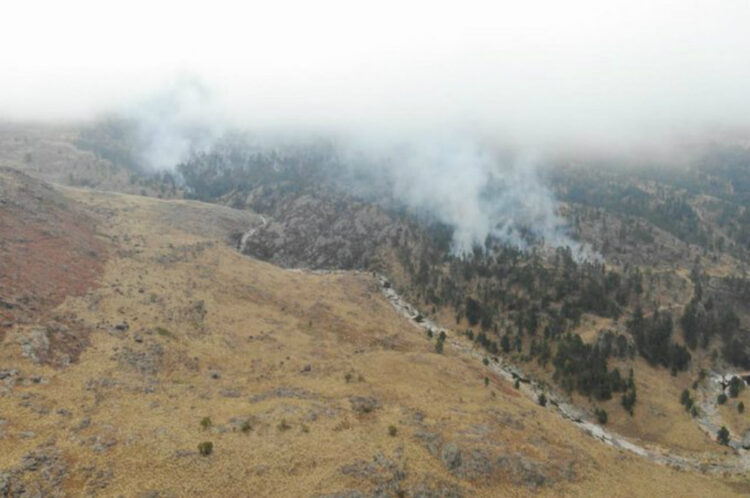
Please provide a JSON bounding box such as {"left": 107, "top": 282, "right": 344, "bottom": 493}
{"left": 2, "top": 0, "right": 750, "bottom": 253}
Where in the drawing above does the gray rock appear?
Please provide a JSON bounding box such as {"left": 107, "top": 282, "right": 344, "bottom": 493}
{"left": 441, "top": 442, "right": 462, "bottom": 471}
{"left": 75, "top": 418, "right": 91, "bottom": 431}
{"left": 349, "top": 396, "right": 379, "bottom": 414}
{"left": 742, "top": 430, "right": 750, "bottom": 449}
{"left": 0, "top": 472, "right": 9, "bottom": 495}
{"left": 414, "top": 430, "right": 441, "bottom": 456}
{"left": 220, "top": 388, "right": 241, "bottom": 398}
{"left": 0, "top": 369, "right": 18, "bottom": 380}
{"left": 315, "top": 491, "right": 365, "bottom": 498}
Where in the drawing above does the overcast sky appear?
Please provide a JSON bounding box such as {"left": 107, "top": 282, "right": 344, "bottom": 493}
{"left": 2, "top": 0, "right": 749, "bottom": 151}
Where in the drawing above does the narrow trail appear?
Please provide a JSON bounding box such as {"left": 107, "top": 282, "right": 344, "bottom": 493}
{"left": 375, "top": 274, "right": 750, "bottom": 475}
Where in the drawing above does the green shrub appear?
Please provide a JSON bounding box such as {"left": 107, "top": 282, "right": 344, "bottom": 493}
{"left": 718, "top": 393, "right": 728, "bottom": 405}
{"left": 388, "top": 425, "right": 398, "bottom": 437}
{"left": 198, "top": 441, "right": 213, "bottom": 456}
{"left": 595, "top": 408, "right": 608, "bottom": 424}
{"left": 200, "top": 417, "right": 212, "bottom": 430}
{"left": 729, "top": 376, "right": 744, "bottom": 398}
{"left": 538, "top": 393, "right": 547, "bottom": 407}
{"left": 739, "top": 401, "right": 745, "bottom": 414}
{"left": 155, "top": 326, "right": 174, "bottom": 339}
{"left": 717, "top": 426, "right": 730, "bottom": 445}
{"left": 621, "top": 389, "right": 636, "bottom": 415}
{"left": 435, "top": 339, "right": 444, "bottom": 354}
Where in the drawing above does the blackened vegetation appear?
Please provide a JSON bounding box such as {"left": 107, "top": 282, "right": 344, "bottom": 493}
{"left": 178, "top": 138, "right": 336, "bottom": 201}
{"left": 680, "top": 268, "right": 750, "bottom": 368}
{"left": 554, "top": 169, "right": 712, "bottom": 248}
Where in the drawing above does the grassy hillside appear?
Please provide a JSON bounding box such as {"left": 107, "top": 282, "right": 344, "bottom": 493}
{"left": 0, "top": 173, "right": 748, "bottom": 496}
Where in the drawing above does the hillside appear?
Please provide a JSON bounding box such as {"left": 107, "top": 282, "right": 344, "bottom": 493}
{"left": 2, "top": 170, "right": 749, "bottom": 496}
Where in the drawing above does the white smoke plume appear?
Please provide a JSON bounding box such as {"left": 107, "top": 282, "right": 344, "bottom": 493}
{"left": 125, "top": 76, "right": 225, "bottom": 172}
{"left": 340, "top": 136, "right": 589, "bottom": 255}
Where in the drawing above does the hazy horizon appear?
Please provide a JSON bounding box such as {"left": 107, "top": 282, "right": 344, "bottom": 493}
{"left": 2, "top": 1, "right": 750, "bottom": 154}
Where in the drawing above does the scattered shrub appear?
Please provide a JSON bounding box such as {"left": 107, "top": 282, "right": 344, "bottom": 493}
{"left": 277, "top": 419, "right": 291, "bottom": 431}
{"left": 200, "top": 417, "right": 212, "bottom": 430}
{"left": 717, "top": 426, "right": 730, "bottom": 445}
{"left": 621, "top": 389, "right": 636, "bottom": 415}
{"left": 595, "top": 408, "right": 608, "bottom": 424}
{"left": 729, "top": 376, "right": 744, "bottom": 398}
{"left": 388, "top": 425, "right": 398, "bottom": 437}
{"left": 718, "top": 393, "right": 728, "bottom": 405}
{"left": 435, "top": 331, "right": 447, "bottom": 354}
{"left": 198, "top": 441, "right": 213, "bottom": 456}
{"left": 538, "top": 393, "right": 547, "bottom": 407}
{"left": 680, "top": 389, "right": 694, "bottom": 412}
{"left": 155, "top": 326, "right": 174, "bottom": 339}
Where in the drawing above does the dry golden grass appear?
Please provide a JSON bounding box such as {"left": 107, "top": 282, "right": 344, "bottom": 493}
{"left": 718, "top": 389, "right": 750, "bottom": 440}
{"left": 600, "top": 358, "right": 716, "bottom": 453}
{"left": 1, "top": 188, "right": 747, "bottom": 496}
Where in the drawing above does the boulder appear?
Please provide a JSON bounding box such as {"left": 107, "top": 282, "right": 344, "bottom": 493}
{"left": 441, "top": 442, "right": 462, "bottom": 471}
{"left": 742, "top": 430, "right": 750, "bottom": 450}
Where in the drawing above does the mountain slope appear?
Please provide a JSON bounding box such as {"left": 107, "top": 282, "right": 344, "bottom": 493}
{"left": 1, "top": 175, "right": 748, "bottom": 496}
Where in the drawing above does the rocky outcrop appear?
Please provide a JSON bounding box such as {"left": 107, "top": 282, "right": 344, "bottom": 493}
{"left": 0, "top": 446, "right": 69, "bottom": 497}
